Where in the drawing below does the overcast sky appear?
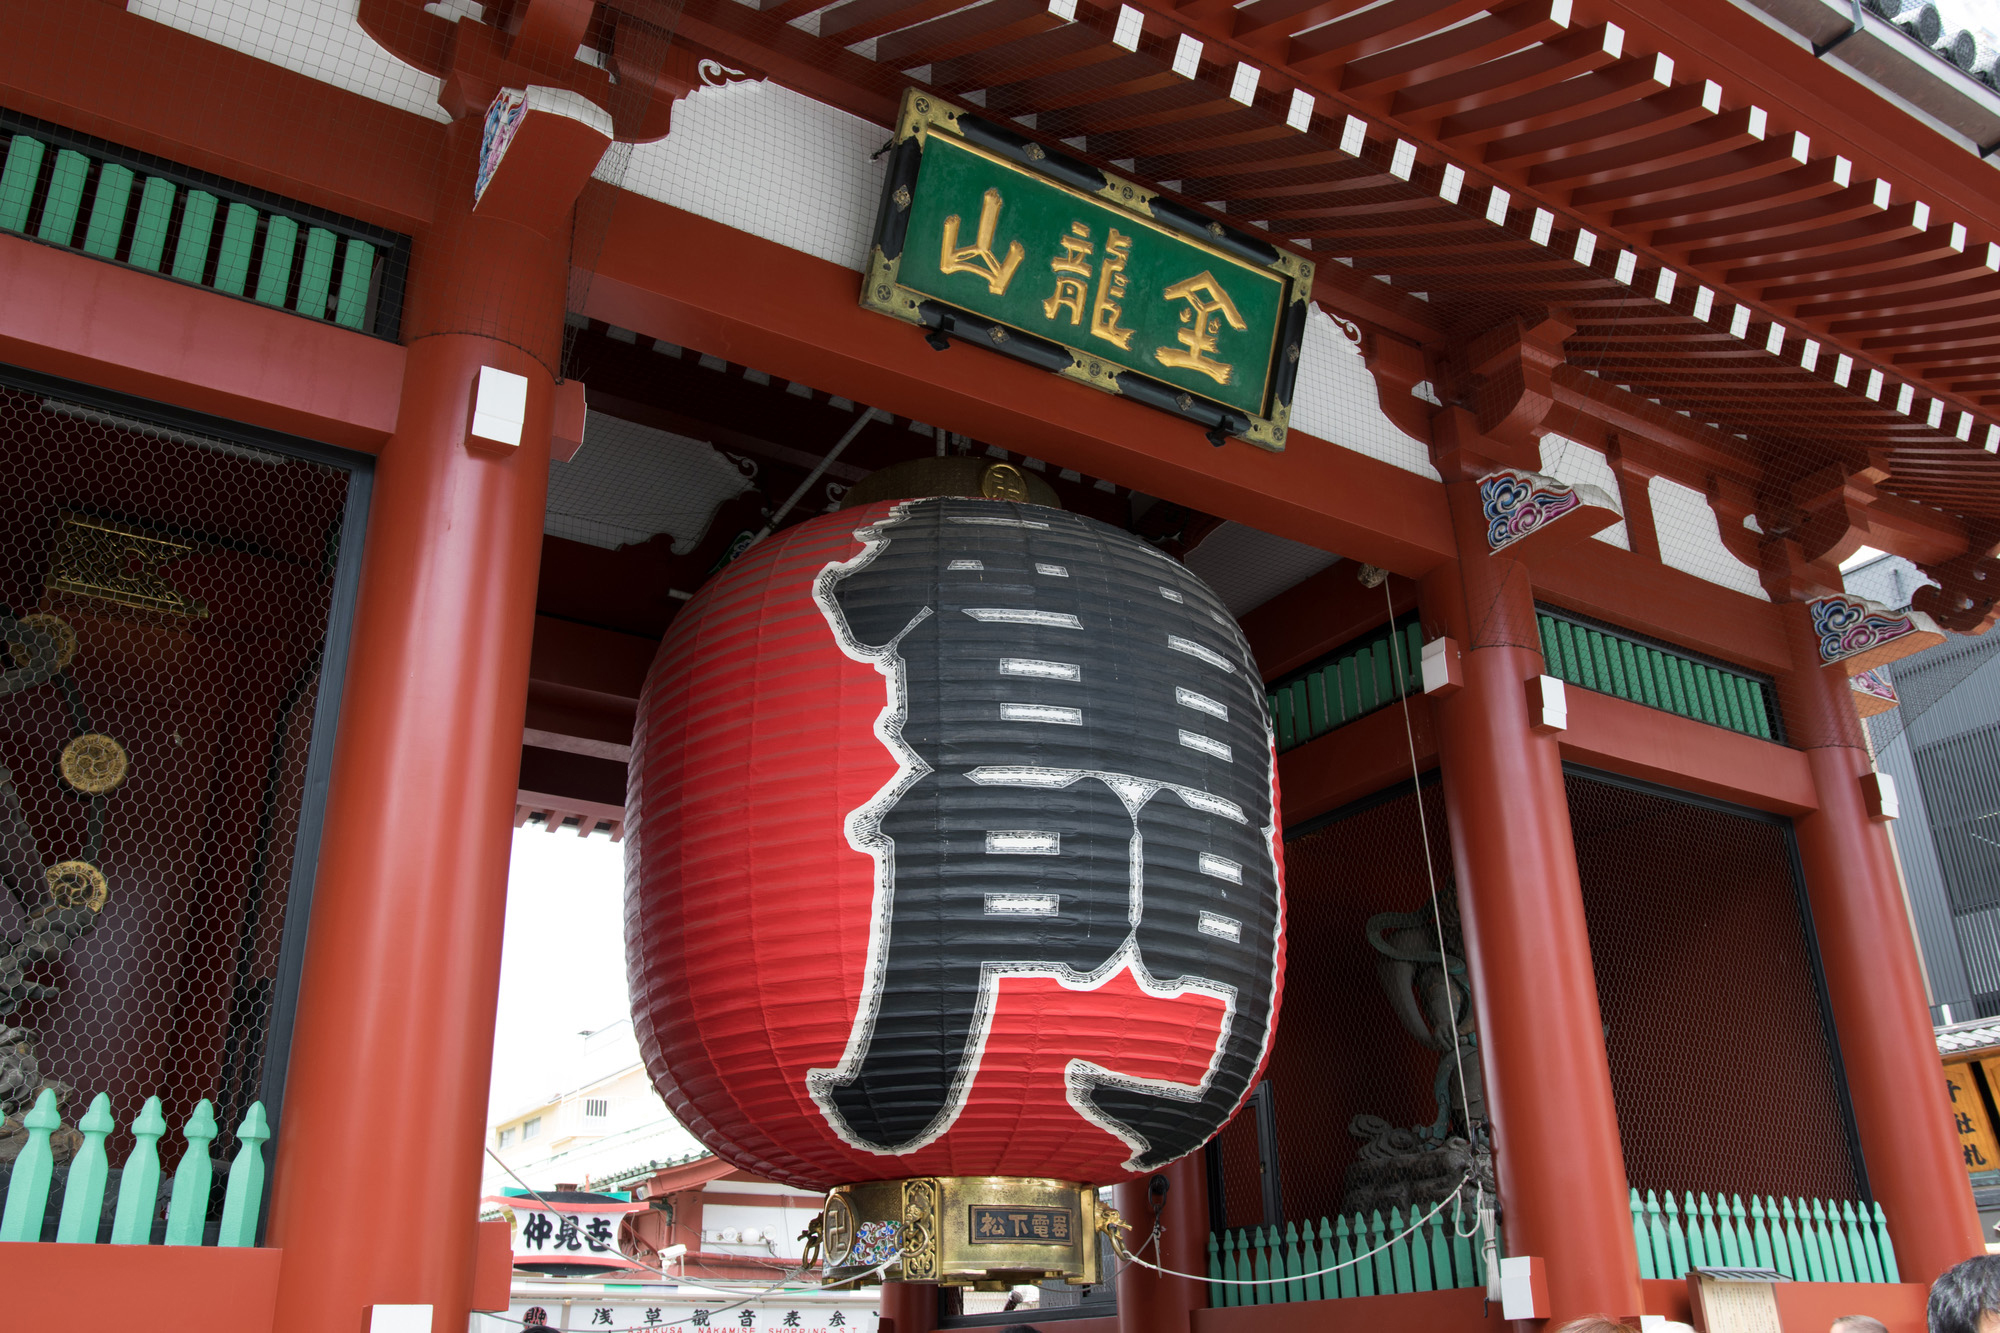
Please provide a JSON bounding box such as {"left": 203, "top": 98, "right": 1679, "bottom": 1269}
{"left": 487, "top": 826, "right": 633, "bottom": 1123}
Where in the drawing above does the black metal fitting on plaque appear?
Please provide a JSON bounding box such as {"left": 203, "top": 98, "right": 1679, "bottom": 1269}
{"left": 955, "top": 115, "right": 1108, "bottom": 196}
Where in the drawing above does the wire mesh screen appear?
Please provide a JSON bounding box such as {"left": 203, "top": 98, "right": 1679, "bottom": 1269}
{"left": 1208, "top": 776, "right": 1470, "bottom": 1230}
{"left": 1566, "top": 770, "right": 1861, "bottom": 1203}
{"left": 0, "top": 379, "right": 351, "bottom": 1221}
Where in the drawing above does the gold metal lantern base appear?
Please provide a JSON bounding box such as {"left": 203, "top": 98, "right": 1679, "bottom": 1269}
{"left": 815, "top": 1176, "right": 1101, "bottom": 1287}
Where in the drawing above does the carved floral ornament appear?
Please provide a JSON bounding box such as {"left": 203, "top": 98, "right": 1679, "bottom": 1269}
{"left": 1851, "top": 668, "right": 1899, "bottom": 718}
{"left": 1808, "top": 593, "right": 1944, "bottom": 671}
{"left": 1480, "top": 468, "right": 1581, "bottom": 552}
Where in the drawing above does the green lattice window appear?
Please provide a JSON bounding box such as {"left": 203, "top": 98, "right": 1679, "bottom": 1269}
{"left": 1536, "top": 607, "right": 1779, "bottom": 742}
{"left": 1265, "top": 619, "right": 1424, "bottom": 754}
{"left": 0, "top": 108, "right": 407, "bottom": 339}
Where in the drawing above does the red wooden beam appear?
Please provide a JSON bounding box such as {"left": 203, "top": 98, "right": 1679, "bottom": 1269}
{"left": 0, "top": 233, "right": 403, "bottom": 452}
{"left": 587, "top": 193, "right": 1458, "bottom": 573}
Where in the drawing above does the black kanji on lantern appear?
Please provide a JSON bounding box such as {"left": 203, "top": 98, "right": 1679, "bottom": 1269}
{"left": 806, "top": 498, "right": 1283, "bottom": 1170}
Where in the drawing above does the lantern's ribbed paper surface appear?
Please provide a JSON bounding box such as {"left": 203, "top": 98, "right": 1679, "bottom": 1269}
{"left": 628, "top": 498, "right": 1286, "bottom": 1189}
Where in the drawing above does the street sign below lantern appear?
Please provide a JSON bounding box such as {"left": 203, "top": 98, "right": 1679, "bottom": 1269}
{"left": 627, "top": 489, "right": 1287, "bottom": 1285}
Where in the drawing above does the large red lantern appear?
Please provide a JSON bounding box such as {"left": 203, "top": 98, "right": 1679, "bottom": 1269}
{"left": 627, "top": 490, "right": 1285, "bottom": 1282}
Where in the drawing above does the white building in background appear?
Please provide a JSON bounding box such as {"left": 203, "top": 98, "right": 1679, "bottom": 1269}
{"left": 482, "top": 1020, "right": 823, "bottom": 1268}
{"left": 485, "top": 1019, "right": 706, "bottom": 1197}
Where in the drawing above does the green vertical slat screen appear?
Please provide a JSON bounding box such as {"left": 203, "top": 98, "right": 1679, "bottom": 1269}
{"left": 0, "top": 1091, "right": 269, "bottom": 1247}
{"left": 0, "top": 112, "right": 401, "bottom": 337}
{"left": 1625, "top": 1190, "right": 1896, "bottom": 1283}
{"left": 333, "top": 238, "right": 377, "bottom": 329}
{"left": 80, "top": 161, "right": 132, "bottom": 258}
{"left": 172, "top": 189, "right": 218, "bottom": 282}
{"left": 1535, "top": 609, "right": 1779, "bottom": 742}
{"left": 212, "top": 201, "right": 258, "bottom": 295}
{"left": 1206, "top": 1202, "right": 1495, "bottom": 1304}
{"left": 295, "top": 226, "right": 338, "bottom": 318}
{"left": 0, "top": 132, "right": 46, "bottom": 231}
{"left": 36, "top": 148, "right": 89, "bottom": 245}
{"left": 1268, "top": 620, "right": 1426, "bottom": 754}
{"left": 254, "top": 213, "right": 298, "bottom": 306}
{"left": 128, "top": 175, "right": 176, "bottom": 271}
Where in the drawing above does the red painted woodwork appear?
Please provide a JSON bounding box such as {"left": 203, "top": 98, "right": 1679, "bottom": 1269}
{"left": 1114, "top": 1155, "right": 1210, "bottom": 1333}
{"left": 0, "top": 1241, "right": 283, "bottom": 1333}
{"left": 1558, "top": 687, "right": 1817, "bottom": 817}
{"left": 0, "top": 0, "right": 442, "bottom": 233}
{"left": 1773, "top": 603, "right": 1986, "bottom": 1284}
{"left": 473, "top": 1219, "right": 514, "bottom": 1312}
{"left": 1240, "top": 564, "right": 1419, "bottom": 682}
{"left": 1774, "top": 1281, "right": 1929, "bottom": 1333}
{"left": 585, "top": 196, "right": 1458, "bottom": 576}
{"left": 0, "top": 234, "right": 404, "bottom": 453}
{"left": 1276, "top": 698, "right": 1438, "bottom": 830}
{"left": 1426, "top": 481, "right": 1643, "bottom": 1322}
{"left": 261, "top": 101, "right": 575, "bottom": 1333}
{"left": 880, "top": 1282, "right": 941, "bottom": 1333}
{"left": 1533, "top": 537, "right": 1794, "bottom": 677}
{"left": 1645, "top": 1277, "right": 1928, "bottom": 1332}
{"left": 474, "top": 106, "right": 612, "bottom": 242}
{"left": 1193, "top": 1286, "right": 1503, "bottom": 1331}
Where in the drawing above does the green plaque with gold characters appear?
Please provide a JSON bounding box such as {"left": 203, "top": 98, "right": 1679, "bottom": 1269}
{"left": 862, "top": 88, "right": 1314, "bottom": 451}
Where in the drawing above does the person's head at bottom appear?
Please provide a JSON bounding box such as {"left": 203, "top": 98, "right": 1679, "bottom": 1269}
{"left": 1554, "top": 1320, "right": 1639, "bottom": 1333}
{"left": 1834, "top": 1317, "right": 1889, "bottom": 1333}
{"left": 1932, "top": 1255, "right": 2000, "bottom": 1333}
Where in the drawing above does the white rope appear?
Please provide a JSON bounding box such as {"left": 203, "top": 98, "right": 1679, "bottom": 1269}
{"left": 1380, "top": 584, "right": 1487, "bottom": 1241}
{"left": 1112, "top": 1174, "right": 1474, "bottom": 1286}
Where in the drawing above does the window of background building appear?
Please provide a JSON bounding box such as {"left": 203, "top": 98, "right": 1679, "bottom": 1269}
{"left": 522, "top": 1116, "right": 542, "bottom": 1141}
{"left": 497, "top": 1127, "right": 515, "bottom": 1148}
{"left": 584, "top": 1098, "right": 610, "bottom": 1119}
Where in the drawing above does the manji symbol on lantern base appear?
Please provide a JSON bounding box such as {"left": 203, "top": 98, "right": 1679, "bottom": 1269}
{"left": 817, "top": 1176, "right": 1102, "bottom": 1288}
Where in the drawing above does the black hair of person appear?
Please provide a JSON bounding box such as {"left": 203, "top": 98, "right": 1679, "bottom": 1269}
{"left": 1930, "top": 1255, "right": 2000, "bottom": 1333}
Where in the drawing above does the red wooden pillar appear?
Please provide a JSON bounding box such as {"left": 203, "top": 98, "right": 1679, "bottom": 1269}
{"left": 1428, "top": 477, "right": 1643, "bottom": 1322}
{"left": 880, "top": 1281, "right": 940, "bottom": 1333}
{"left": 262, "top": 101, "right": 575, "bottom": 1332}
{"left": 1775, "top": 605, "right": 1985, "bottom": 1282}
{"left": 1116, "top": 1156, "right": 1210, "bottom": 1333}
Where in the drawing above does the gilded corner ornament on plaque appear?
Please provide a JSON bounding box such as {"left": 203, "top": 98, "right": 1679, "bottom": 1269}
{"left": 861, "top": 87, "right": 1312, "bottom": 451}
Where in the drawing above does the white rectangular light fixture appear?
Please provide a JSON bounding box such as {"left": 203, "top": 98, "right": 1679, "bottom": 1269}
{"left": 1286, "top": 87, "right": 1314, "bottom": 131}
{"left": 1112, "top": 4, "right": 1143, "bottom": 49}
{"left": 1172, "top": 33, "right": 1202, "bottom": 77}
{"left": 1230, "top": 62, "right": 1260, "bottom": 104}
{"left": 470, "top": 365, "right": 529, "bottom": 448}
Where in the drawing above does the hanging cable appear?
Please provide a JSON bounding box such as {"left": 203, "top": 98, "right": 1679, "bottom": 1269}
{"left": 1380, "top": 577, "right": 1486, "bottom": 1239}
{"left": 1105, "top": 1173, "right": 1474, "bottom": 1286}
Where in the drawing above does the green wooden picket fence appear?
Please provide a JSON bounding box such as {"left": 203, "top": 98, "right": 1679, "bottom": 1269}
{"left": 1535, "top": 609, "right": 1778, "bottom": 742}
{"left": 0, "top": 1087, "right": 268, "bottom": 1247}
{"left": 1627, "top": 1189, "right": 1899, "bottom": 1283}
{"left": 1266, "top": 621, "right": 1425, "bottom": 754}
{"left": 0, "top": 110, "right": 402, "bottom": 338}
{"left": 1205, "top": 1201, "right": 1488, "bottom": 1306}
